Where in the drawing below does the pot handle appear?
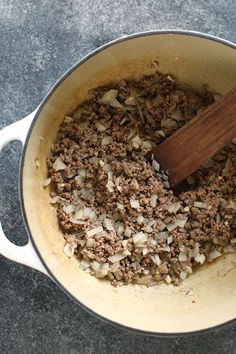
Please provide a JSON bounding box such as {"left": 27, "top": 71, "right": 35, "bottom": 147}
{"left": 0, "top": 111, "right": 48, "bottom": 275}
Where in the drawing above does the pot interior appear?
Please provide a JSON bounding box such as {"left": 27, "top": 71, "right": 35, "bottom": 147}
{"left": 22, "top": 32, "right": 236, "bottom": 334}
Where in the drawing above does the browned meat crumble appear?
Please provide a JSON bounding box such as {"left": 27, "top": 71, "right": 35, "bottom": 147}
{"left": 46, "top": 72, "right": 236, "bottom": 287}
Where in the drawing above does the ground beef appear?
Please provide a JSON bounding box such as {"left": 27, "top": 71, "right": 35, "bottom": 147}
{"left": 46, "top": 72, "right": 236, "bottom": 287}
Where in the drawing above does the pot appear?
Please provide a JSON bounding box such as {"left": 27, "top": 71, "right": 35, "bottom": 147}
{"left": 1, "top": 30, "right": 236, "bottom": 336}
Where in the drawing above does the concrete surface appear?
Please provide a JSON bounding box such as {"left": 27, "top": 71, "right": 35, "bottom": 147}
{"left": 0, "top": 0, "right": 236, "bottom": 353}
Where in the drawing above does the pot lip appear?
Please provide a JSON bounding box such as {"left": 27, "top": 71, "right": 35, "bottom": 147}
{"left": 20, "top": 29, "right": 236, "bottom": 337}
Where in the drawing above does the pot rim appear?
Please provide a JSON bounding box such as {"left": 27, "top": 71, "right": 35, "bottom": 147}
{"left": 20, "top": 29, "right": 236, "bottom": 337}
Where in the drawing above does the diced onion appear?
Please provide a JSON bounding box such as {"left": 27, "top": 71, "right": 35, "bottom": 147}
{"left": 208, "top": 249, "right": 221, "bottom": 260}
{"left": 161, "top": 118, "right": 177, "bottom": 130}
{"left": 150, "top": 194, "right": 158, "bottom": 208}
{"left": 101, "top": 89, "right": 118, "bottom": 103}
{"left": 125, "top": 96, "right": 136, "bottom": 105}
{"left": 43, "top": 178, "right": 51, "bottom": 187}
{"left": 157, "top": 231, "right": 169, "bottom": 240}
{"left": 194, "top": 253, "right": 206, "bottom": 264}
{"left": 137, "top": 215, "right": 145, "bottom": 224}
{"left": 106, "top": 180, "right": 115, "bottom": 192}
{"left": 49, "top": 196, "right": 59, "bottom": 204}
{"left": 166, "top": 217, "right": 188, "bottom": 231}
{"left": 165, "top": 275, "right": 172, "bottom": 284}
{"left": 133, "top": 232, "right": 147, "bottom": 244}
{"left": 179, "top": 252, "right": 187, "bottom": 262}
{"left": 110, "top": 98, "right": 123, "bottom": 109}
{"left": 74, "top": 209, "right": 84, "bottom": 220}
{"left": 111, "top": 262, "right": 120, "bottom": 272}
{"left": 63, "top": 204, "right": 75, "bottom": 215}
{"left": 108, "top": 254, "right": 126, "bottom": 263}
{"left": 83, "top": 207, "right": 96, "bottom": 219}
{"left": 157, "top": 130, "right": 165, "bottom": 137}
{"left": 125, "top": 227, "right": 132, "bottom": 237}
{"left": 180, "top": 271, "right": 187, "bottom": 280}
{"left": 91, "top": 261, "right": 101, "bottom": 272}
{"left": 64, "top": 243, "right": 75, "bottom": 257}
{"left": 132, "top": 135, "right": 142, "bottom": 149}
{"left": 223, "top": 246, "right": 234, "bottom": 253}
{"left": 86, "top": 226, "right": 103, "bottom": 238}
{"left": 167, "top": 202, "right": 181, "bottom": 214}
{"left": 151, "top": 254, "right": 161, "bottom": 265}
{"left": 152, "top": 159, "right": 160, "bottom": 172}
{"left": 80, "top": 259, "right": 91, "bottom": 270}
{"left": 101, "top": 137, "right": 112, "bottom": 145}
{"left": 194, "top": 201, "right": 211, "bottom": 210}
{"left": 122, "top": 249, "right": 131, "bottom": 256}
{"left": 104, "top": 218, "right": 114, "bottom": 231}
{"left": 142, "top": 141, "right": 152, "bottom": 150}
{"left": 53, "top": 157, "right": 67, "bottom": 171}
{"left": 226, "top": 200, "right": 236, "bottom": 210}
{"left": 64, "top": 116, "right": 73, "bottom": 123}
{"left": 130, "top": 198, "right": 140, "bottom": 209}
{"left": 86, "top": 238, "right": 95, "bottom": 247}
{"left": 95, "top": 121, "right": 107, "bottom": 132}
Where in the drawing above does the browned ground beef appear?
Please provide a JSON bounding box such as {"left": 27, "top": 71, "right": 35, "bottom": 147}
{"left": 46, "top": 72, "right": 236, "bottom": 287}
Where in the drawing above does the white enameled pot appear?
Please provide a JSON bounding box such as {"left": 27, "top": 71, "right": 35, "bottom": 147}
{"left": 1, "top": 31, "right": 236, "bottom": 335}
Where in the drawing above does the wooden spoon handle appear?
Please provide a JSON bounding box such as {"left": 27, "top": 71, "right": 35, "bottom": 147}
{"left": 150, "top": 86, "right": 236, "bottom": 187}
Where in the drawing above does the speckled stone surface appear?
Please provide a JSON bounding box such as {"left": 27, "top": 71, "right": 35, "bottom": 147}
{"left": 1, "top": 1, "right": 236, "bottom": 353}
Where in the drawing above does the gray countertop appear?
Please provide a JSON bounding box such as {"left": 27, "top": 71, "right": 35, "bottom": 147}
{"left": 1, "top": 1, "right": 236, "bottom": 353}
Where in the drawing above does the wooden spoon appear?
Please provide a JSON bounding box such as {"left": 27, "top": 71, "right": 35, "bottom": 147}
{"left": 148, "top": 86, "right": 236, "bottom": 187}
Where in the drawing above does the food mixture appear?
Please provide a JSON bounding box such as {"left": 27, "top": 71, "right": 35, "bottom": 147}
{"left": 46, "top": 72, "right": 236, "bottom": 287}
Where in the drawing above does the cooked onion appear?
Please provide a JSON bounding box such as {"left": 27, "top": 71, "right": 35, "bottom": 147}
{"left": 110, "top": 98, "right": 123, "bottom": 109}
{"left": 226, "top": 200, "right": 236, "bottom": 210}
{"left": 167, "top": 217, "right": 188, "bottom": 231}
{"left": 125, "top": 227, "right": 132, "bottom": 237}
{"left": 106, "top": 180, "right": 115, "bottom": 192}
{"left": 133, "top": 232, "right": 147, "bottom": 244}
{"left": 63, "top": 204, "right": 75, "bottom": 215}
{"left": 43, "top": 178, "right": 51, "bottom": 187}
{"left": 194, "top": 253, "right": 206, "bottom": 264}
{"left": 64, "top": 116, "right": 73, "bottom": 123}
{"left": 125, "top": 96, "right": 136, "bottom": 105}
{"left": 108, "top": 254, "right": 126, "bottom": 263}
{"left": 180, "top": 271, "right": 187, "bottom": 280}
{"left": 132, "top": 135, "right": 142, "bottom": 149}
{"left": 208, "top": 249, "right": 221, "bottom": 260}
{"left": 130, "top": 198, "right": 140, "bottom": 209}
{"left": 103, "top": 218, "right": 114, "bottom": 231}
{"left": 83, "top": 207, "right": 96, "bottom": 219}
{"left": 101, "top": 137, "right": 112, "bottom": 145}
{"left": 152, "top": 159, "right": 160, "bottom": 172}
{"left": 165, "top": 275, "right": 172, "bottom": 284}
{"left": 194, "top": 201, "right": 211, "bottom": 210}
{"left": 86, "top": 226, "right": 103, "bottom": 238}
{"left": 49, "top": 195, "right": 59, "bottom": 204}
{"left": 80, "top": 259, "right": 91, "bottom": 270}
{"left": 151, "top": 254, "right": 161, "bottom": 265}
{"left": 63, "top": 243, "right": 75, "bottom": 257}
{"left": 95, "top": 121, "right": 107, "bottom": 132}
{"left": 157, "top": 231, "right": 169, "bottom": 240}
{"left": 223, "top": 245, "right": 234, "bottom": 253}
{"left": 74, "top": 209, "right": 84, "bottom": 220}
{"left": 53, "top": 157, "right": 67, "bottom": 171}
{"left": 161, "top": 118, "right": 177, "bottom": 130}
{"left": 137, "top": 215, "right": 145, "bottom": 224}
{"left": 167, "top": 202, "right": 181, "bottom": 214}
{"left": 150, "top": 194, "right": 158, "bottom": 208}
{"left": 101, "top": 89, "right": 118, "bottom": 103}
{"left": 110, "top": 261, "right": 120, "bottom": 272}
{"left": 179, "top": 252, "right": 187, "bottom": 262}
